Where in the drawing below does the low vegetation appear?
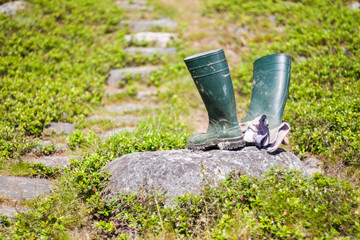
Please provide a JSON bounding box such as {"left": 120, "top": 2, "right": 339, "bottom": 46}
{"left": 0, "top": 0, "right": 359, "bottom": 239}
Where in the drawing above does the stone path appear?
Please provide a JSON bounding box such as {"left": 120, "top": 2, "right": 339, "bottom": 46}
{"left": 124, "top": 47, "right": 176, "bottom": 56}
{"left": 23, "top": 156, "right": 75, "bottom": 168}
{"left": 121, "top": 19, "right": 178, "bottom": 32}
{"left": 0, "top": 0, "right": 178, "bottom": 220}
{"left": 116, "top": 0, "right": 153, "bottom": 11}
{"left": 0, "top": 176, "right": 52, "bottom": 201}
{"left": 107, "top": 66, "right": 159, "bottom": 87}
{"left": 125, "top": 32, "right": 177, "bottom": 48}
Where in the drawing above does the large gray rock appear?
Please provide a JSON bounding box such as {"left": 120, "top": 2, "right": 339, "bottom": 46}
{"left": 105, "top": 147, "right": 309, "bottom": 198}
{"left": 121, "top": 19, "right": 178, "bottom": 32}
{"left": 124, "top": 47, "right": 176, "bottom": 56}
{"left": 0, "top": 1, "right": 25, "bottom": 15}
{"left": 125, "top": 32, "right": 177, "bottom": 48}
{"left": 44, "top": 122, "right": 75, "bottom": 135}
{"left": 107, "top": 66, "right": 159, "bottom": 87}
{"left": 0, "top": 176, "right": 52, "bottom": 200}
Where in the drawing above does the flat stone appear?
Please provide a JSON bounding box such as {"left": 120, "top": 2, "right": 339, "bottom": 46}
{"left": 107, "top": 66, "right": 159, "bottom": 87}
{"left": 104, "top": 104, "right": 156, "bottom": 114}
{"left": 116, "top": 1, "right": 153, "bottom": 11}
{"left": 0, "top": 176, "right": 52, "bottom": 201}
{"left": 33, "top": 140, "right": 67, "bottom": 153}
{"left": 100, "top": 127, "right": 135, "bottom": 139}
{"left": 0, "top": 1, "right": 25, "bottom": 15}
{"left": 105, "top": 147, "right": 309, "bottom": 198}
{"left": 23, "top": 156, "right": 75, "bottom": 168}
{"left": 121, "top": 19, "right": 178, "bottom": 32}
{"left": 44, "top": 122, "right": 75, "bottom": 135}
{"left": 0, "top": 207, "right": 28, "bottom": 220}
{"left": 106, "top": 89, "right": 157, "bottom": 99}
{"left": 86, "top": 115, "right": 143, "bottom": 123}
{"left": 349, "top": 2, "right": 360, "bottom": 9}
{"left": 124, "top": 47, "right": 176, "bottom": 56}
{"left": 125, "top": 32, "right": 177, "bottom": 48}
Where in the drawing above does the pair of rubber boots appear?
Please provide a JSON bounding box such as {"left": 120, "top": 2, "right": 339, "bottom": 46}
{"left": 184, "top": 49, "right": 291, "bottom": 150}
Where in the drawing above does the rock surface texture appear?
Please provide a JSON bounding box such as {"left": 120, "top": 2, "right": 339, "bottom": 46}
{"left": 44, "top": 122, "right": 75, "bottom": 135}
{"left": 107, "top": 66, "right": 159, "bottom": 87}
{"left": 0, "top": 207, "right": 28, "bottom": 220}
{"left": 116, "top": 0, "right": 153, "bottom": 11}
{"left": 122, "top": 19, "right": 178, "bottom": 32}
{"left": 125, "top": 32, "right": 177, "bottom": 48}
{"left": 0, "top": 1, "right": 25, "bottom": 15}
{"left": 124, "top": 47, "right": 177, "bottom": 56}
{"left": 23, "top": 156, "right": 75, "bottom": 168}
{"left": 0, "top": 176, "right": 52, "bottom": 200}
{"left": 105, "top": 147, "right": 309, "bottom": 198}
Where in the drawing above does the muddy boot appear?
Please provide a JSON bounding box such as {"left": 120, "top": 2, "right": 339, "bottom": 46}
{"left": 242, "top": 54, "right": 291, "bottom": 129}
{"left": 184, "top": 49, "right": 244, "bottom": 150}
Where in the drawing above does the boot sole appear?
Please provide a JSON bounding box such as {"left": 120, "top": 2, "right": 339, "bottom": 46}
{"left": 188, "top": 136, "right": 245, "bottom": 151}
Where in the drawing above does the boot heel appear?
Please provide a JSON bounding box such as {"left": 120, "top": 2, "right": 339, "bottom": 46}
{"left": 217, "top": 138, "right": 245, "bottom": 150}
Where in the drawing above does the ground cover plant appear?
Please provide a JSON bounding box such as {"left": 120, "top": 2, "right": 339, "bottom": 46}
{"left": 1, "top": 0, "right": 360, "bottom": 239}
{"left": 0, "top": 0, "right": 161, "bottom": 161}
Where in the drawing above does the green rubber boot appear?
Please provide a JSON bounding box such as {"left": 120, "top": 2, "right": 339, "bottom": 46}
{"left": 242, "top": 54, "right": 291, "bottom": 129}
{"left": 184, "top": 49, "right": 244, "bottom": 150}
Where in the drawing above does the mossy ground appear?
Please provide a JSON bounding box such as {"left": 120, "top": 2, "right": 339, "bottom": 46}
{"left": 0, "top": 0, "right": 359, "bottom": 239}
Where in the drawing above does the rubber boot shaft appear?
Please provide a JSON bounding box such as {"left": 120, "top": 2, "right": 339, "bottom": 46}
{"left": 242, "top": 54, "right": 291, "bottom": 129}
{"left": 184, "top": 49, "right": 244, "bottom": 150}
